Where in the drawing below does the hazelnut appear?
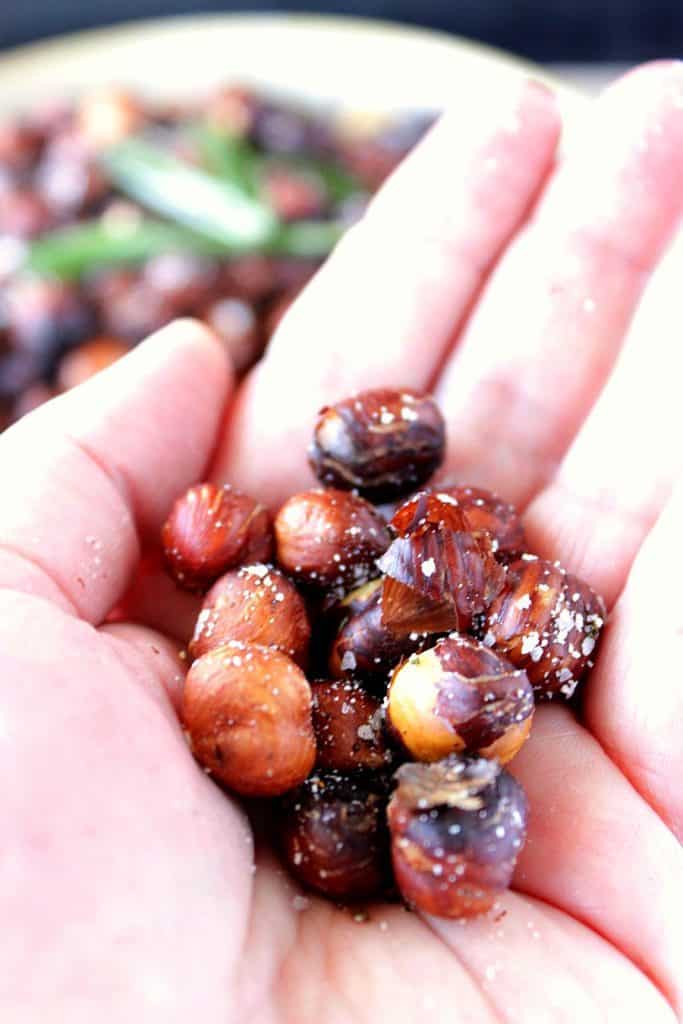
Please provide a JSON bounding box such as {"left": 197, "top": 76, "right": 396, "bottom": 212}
{"left": 262, "top": 164, "right": 326, "bottom": 221}
{"left": 279, "top": 773, "right": 391, "bottom": 899}
{"left": 203, "top": 298, "right": 263, "bottom": 376}
{"left": 483, "top": 556, "right": 606, "bottom": 700}
{"left": 328, "top": 577, "right": 427, "bottom": 685}
{"left": 388, "top": 755, "right": 528, "bottom": 918}
{"left": 78, "top": 88, "right": 145, "bottom": 148}
{"left": 377, "top": 492, "right": 505, "bottom": 635}
{"left": 55, "top": 336, "right": 130, "bottom": 391}
{"left": 182, "top": 642, "right": 316, "bottom": 797}
{"left": 311, "top": 680, "right": 391, "bottom": 772}
{"left": 274, "top": 488, "right": 390, "bottom": 590}
{"left": 309, "top": 388, "right": 445, "bottom": 501}
{"left": 434, "top": 485, "right": 525, "bottom": 556}
{"left": 162, "top": 483, "right": 273, "bottom": 592}
{"left": 386, "top": 635, "right": 534, "bottom": 763}
{"left": 189, "top": 563, "right": 310, "bottom": 666}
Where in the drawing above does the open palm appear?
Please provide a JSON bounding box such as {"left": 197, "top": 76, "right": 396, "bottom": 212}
{"left": 1, "top": 62, "right": 681, "bottom": 1023}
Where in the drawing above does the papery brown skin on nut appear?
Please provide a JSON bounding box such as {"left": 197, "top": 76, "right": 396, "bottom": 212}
{"left": 311, "top": 680, "right": 392, "bottom": 772}
{"left": 377, "top": 492, "right": 505, "bottom": 635}
{"left": 182, "top": 642, "right": 316, "bottom": 797}
{"left": 388, "top": 754, "right": 528, "bottom": 918}
{"left": 328, "top": 577, "right": 429, "bottom": 686}
{"left": 483, "top": 555, "right": 606, "bottom": 700}
{"left": 189, "top": 563, "right": 310, "bottom": 666}
{"left": 308, "top": 387, "right": 446, "bottom": 502}
{"left": 279, "top": 772, "right": 392, "bottom": 899}
{"left": 162, "top": 483, "right": 273, "bottom": 592}
{"left": 387, "top": 635, "right": 534, "bottom": 764}
{"left": 434, "top": 485, "right": 526, "bottom": 557}
{"left": 274, "top": 488, "right": 390, "bottom": 590}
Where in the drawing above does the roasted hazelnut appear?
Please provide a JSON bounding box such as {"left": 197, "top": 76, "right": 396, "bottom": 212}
{"left": 329, "top": 577, "right": 427, "bottom": 684}
{"left": 274, "top": 488, "right": 390, "bottom": 590}
{"left": 11, "top": 382, "right": 55, "bottom": 420}
{"left": 378, "top": 492, "right": 505, "bottom": 635}
{"left": 434, "top": 485, "right": 526, "bottom": 556}
{"left": 483, "top": 556, "right": 606, "bottom": 700}
{"left": 5, "top": 277, "right": 94, "bottom": 361}
{"left": 0, "top": 118, "right": 43, "bottom": 173}
{"left": 35, "top": 134, "right": 109, "bottom": 217}
{"left": 0, "top": 187, "right": 52, "bottom": 238}
{"left": 387, "top": 635, "right": 533, "bottom": 763}
{"left": 182, "top": 642, "right": 316, "bottom": 797}
{"left": 262, "top": 164, "right": 326, "bottom": 221}
{"left": 203, "top": 297, "right": 263, "bottom": 375}
{"left": 162, "top": 483, "right": 273, "bottom": 592}
{"left": 309, "top": 388, "right": 445, "bottom": 501}
{"left": 142, "top": 252, "right": 218, "bottom": 314}
{"left": 279, "top": 773, "right": 391, "bottom": 899}
{"left": 311, "top": 680, "right": 391, "bottom": 772}
{"left": 189, "top": 563, "right": 310, "bottom": 666}
{"left": 55, "top": 336, "right": 129, "bottom": 391}
{"left": 388, "top": 755, "right": 528, "bottom": 918}
{"left": 77, "top": 88, "right": 145, "bottom": 148}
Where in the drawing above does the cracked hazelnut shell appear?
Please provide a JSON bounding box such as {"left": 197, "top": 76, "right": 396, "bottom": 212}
{"left": 388, "top": 755, "right": 528, "bottom": 918}
{"left": 378, "top": 492, "right": 505, "bottom": 635}
{"left": 387, "top": 635, "right": 534, "bottom": 763}
{"left": 483, "top": 556, "right": 606, "bottom": 700}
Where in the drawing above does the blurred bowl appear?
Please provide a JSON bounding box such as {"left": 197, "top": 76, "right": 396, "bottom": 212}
{"left": 0, "top": 13, "right": 587, "bottom": 134}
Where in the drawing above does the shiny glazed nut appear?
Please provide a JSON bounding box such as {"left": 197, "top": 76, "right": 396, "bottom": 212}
{"left": 274, "top": 488, "right": 390, "bottom": 590}
{"left": 309, "top": 388, "right": 446, "bottom": 501}
{"left": 434, "top": 485, "right": 526, "bottom": 556}
{"left": 388, "top": 755, "right": 528, "bottom": 918}
{"left": 378, "top": 492, "right": 505, "bottom": 635}
{"left": 386, "top": 635, "right": 534, "bottom": 763}
{"left": 182, "top": 643, "right": 316, "bottom": 797}
{"left": 190, "top": 563, "right": 311, "bottom": 665}
{"left": 328, "top": 577, "right": 428, "bottom": 684}
{"left": 483, "top": 556, "right": 606, "bottom": 700}
{"left": 279, "top": 773, "right": 391, "bottom": 899}
{"left": 162, "top": 483, "right": 273, "bottom": 592}
{"left": 311, "top": 680, "right": 391, "bottom": 772}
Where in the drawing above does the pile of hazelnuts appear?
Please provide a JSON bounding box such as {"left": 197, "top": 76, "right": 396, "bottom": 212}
{"left": 161, "top": 388, "right": 605, "bottom": 918}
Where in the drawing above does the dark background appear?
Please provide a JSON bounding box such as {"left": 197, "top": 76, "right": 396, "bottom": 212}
{"left": 1, "top": 1, "right": 683, "bottom": 62}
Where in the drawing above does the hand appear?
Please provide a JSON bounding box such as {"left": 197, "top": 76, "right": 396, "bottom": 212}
{"left": 1, "top": 62, "right": 681, "bottom": 1023}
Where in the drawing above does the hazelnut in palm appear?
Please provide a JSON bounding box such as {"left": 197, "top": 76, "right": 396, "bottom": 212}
{"left": 162, "top": 385, "right": 605, "bottom": 918}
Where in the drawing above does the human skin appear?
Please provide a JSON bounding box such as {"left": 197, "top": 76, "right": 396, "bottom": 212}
{"left": 0, "top": 62, "right": 682, "bottom": 1023}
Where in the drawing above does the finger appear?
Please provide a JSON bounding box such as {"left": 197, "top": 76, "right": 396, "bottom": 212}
{"left": 508, "top": 706, "right": 682, "bottom": 1016}
{"left": 115, "top": 550, "right": 201, "bottom": 647}
{"left": 212, "top": 79, "right": 561, "bottom": 505}
{"left": 428, "top": 894, "right": 674, "bottom": 1023}
{"left": 0, "top": 591, "right": 253, "bottom": 1019}
{"left": 100, "top": 621, "right": 188, "bottom": 711}
{"left": 435, "top": 61, "right": 683, "bottom": 506}
{"left": 523, "top": 227, "right": 683, "bottom": 608}
{"left": 580, "top": 478, "right": 683, "bottom": 840}
{"left": 0, "top": 320, "right": 231, "bottom": 623}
